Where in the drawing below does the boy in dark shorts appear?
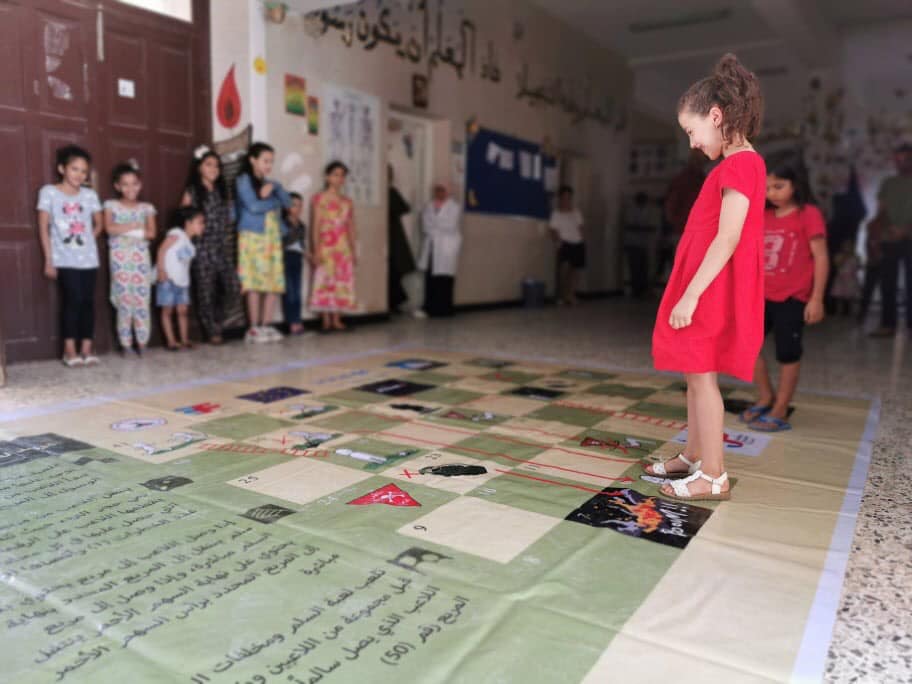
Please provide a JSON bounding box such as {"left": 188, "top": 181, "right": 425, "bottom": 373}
{"left": 548, "top": 186, "right": 586, "bottom": 305}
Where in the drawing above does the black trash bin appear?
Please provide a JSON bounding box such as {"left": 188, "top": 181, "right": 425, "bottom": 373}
{"left": 522, "top": 278, "right": 546, "bottom": 308}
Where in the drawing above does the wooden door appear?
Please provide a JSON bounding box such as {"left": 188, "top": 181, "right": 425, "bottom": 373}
{"left": 0, "top": 0, "right": 210, "bottom": 363}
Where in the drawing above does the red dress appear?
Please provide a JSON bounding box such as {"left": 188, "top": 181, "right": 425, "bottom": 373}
{"left": 652, "top": 151, "right": 767, "bottom": 382}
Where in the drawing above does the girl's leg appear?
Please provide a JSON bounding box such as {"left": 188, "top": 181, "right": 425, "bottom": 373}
{"left": 321, "top": 313, "right": 332, "bottom": 331}
{"left": 78, "top": 269, "right": 97, "bottom": 356}
{"left": 753, "top": 355, "right": 776, "bottom": 407}
{"left": 160, "top": 307, "right": 178, "bottom": 348}
{"left": 662, "top": 372, "right": 728, "bottom": 496}
{"left": 116, "top": 303, "right": 133, "bottom": 349}
{"left": 262, "top": 293, "right": 277, "bottom": 327}
{"left": 135, "top": 301, "right": 152, "bottom": 349}
{"left": 58, "top": 268, "right": 80, "bottom": 360}
{"left": 245, "top": 291, "right": 260, "bottom": 330}
{"left": 645, "top": 381, "right": 699, "bottom": 476}
{"left": 769, "top": 362, "right": 799, "bottom": 421}
{"left": 177, "top": 305, "right": 191, "bottom": 345}
{"left": 332, "top": 312, "right": 346, "bottom": 330}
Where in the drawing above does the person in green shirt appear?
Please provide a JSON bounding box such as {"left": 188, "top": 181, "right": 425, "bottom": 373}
{"left": 870, "top": 143, "right": 912, "bottom": 337}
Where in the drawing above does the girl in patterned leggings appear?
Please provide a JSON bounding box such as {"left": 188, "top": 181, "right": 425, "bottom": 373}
{"left": 104, "top": 163, "right": 156, "bottom": 356}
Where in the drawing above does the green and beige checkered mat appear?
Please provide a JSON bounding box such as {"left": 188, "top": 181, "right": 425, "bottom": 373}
{"left": 0, "top": 350, "right": 875, "bottom": 683}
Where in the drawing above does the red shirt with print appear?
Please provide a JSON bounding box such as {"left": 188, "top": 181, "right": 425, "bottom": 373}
{"left": 763, "top": 204, "right": 827, "bottom": 302}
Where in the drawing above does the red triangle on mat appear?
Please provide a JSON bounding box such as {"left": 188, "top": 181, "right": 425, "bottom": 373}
{"left": 347, "top": 484, "right": 421, "bottom": 507}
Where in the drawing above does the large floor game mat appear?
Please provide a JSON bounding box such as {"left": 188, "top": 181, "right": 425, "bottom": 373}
{"left": 0, "top": 349, "right": 877, "bottom": 683}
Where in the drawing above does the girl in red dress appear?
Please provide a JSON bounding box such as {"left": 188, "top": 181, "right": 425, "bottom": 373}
{"left": 647, "top": 54, "right": 766, "bottom": 501}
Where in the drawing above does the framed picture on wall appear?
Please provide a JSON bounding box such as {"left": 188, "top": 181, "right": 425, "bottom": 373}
{"left": 412, "top": 74, "right": 428, "bottom": 109}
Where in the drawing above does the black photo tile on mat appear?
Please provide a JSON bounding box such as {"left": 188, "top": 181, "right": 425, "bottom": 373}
{"left": 0, "top": 433, "right": 94, "bottom": 468}
{"left": 566, "top": 487, "right": 712, "bottom": 549}
{"left": 508, "top": 386, "right": 566, "bottom": 401}
{"left": 238, "top": 387, "right": 311, "bottom": 403}
{"left": 241, "top": 504, "right": 297, "bottom": 524}
{"left": 467, "top": 358, "right": 514, "bottom": 369}
{"left": 140, "top": 476, "right": 194, "bottom": 492}
{"left": 356, "top": 379, "right": 434, "bottom": 397}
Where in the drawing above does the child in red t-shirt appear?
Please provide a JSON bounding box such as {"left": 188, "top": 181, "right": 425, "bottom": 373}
{"left": 740, "top": 153, "right": 829, "bottom": 431}
{"left": 647, "top": 54, "right": 766, "bottom": 501}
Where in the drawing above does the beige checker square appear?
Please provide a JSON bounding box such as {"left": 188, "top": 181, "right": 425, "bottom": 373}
{"left": 646, "top": 390, "right": 687, "bottom": 407}
{"left": 366, "top": 400, "right": 447, "bottom": 420}
{"left": 227, "top": 458, "right": 373, "bottom": 504}
{"left": 448, "top": 377, "right": 518, "bottom": 394}
{"left": 433, "top": 363, "right": 498, "bottom": 377}
{"left": 257, "top": 400, "right": 346, "bottom": 422}
{"left": 10, "top": 401, "right": 231, "bottom": 463}
{"left": 397, "top": 496, "right": 561, "bottom": 564}
{"left": 460, "top": 395, "right": 543, "bottom": 417}
{"left": 127, "top": 382, "right": 253, "bottom": 420}
{"left": 241, "top": 426, "right": 348, "bottom": 452}
{"left": 374, "top": 420, "right": 470, "bottom": 449}
{"left": 518, "top": 447, "right": 632, "bottom": 488}
{"left": 592, "top": 416, "right": 684, "bottom": 439}
{"left": 558, "top": 393, "right": 638, "bottom": 412}
{"left": 489, "top": 417, "right": 581, "bottom": 445}
{"left": 382, "top": 453, "right": 501, "bottom": 494}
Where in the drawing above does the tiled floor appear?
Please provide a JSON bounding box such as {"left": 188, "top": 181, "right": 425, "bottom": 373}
{"left": 2, "top": 298, "right": 909, "bottom": 682}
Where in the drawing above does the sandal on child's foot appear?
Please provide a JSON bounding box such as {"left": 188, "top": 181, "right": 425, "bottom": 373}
{"left": 748, "top": 414, "right": 791, "bottom": 432}
{"left": 82, "top": 355, "right": 100, "bottom": 366}
{"left": 166, "top": 344, "right": 181, "bottom": 352}
{"left": 739, "top": 404, "right": 771, "bottom": 423}
{"left": 643, "top": 452, "right": 701, "bottom": 480}
{"left": 181, "top": 341, "right": 195, "bottom": 350}
{"left": 660, "top": 470, "right": 731, "bottom": 502}
{"left": 62, "top": 356, "right": 84, "bottom": 368}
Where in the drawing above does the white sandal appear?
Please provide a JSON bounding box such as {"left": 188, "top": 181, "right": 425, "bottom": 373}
{"left": 62, "top": 355, "right": 84, "bottom": 368}
{"left": 663, "top": 470, "right": 730, "bottom": 502}
{"left": 644, "top": 452, "right": 702, "bottom": 480}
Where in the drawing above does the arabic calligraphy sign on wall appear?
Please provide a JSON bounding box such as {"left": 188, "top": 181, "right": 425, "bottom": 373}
{"left": 303, "top": 1, "right": 618, "bottom": 128}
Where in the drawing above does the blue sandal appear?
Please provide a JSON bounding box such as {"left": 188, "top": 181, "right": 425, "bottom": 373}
{"left": 748, "top": 414, "right": 792, "bottom": 432}
{"left": 739, "top": 404, "right": 771, "bottom": 423}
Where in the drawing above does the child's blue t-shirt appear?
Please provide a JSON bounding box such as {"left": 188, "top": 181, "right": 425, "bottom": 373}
{"left": 37, "top": 184, "right": 102, "bottom": 269}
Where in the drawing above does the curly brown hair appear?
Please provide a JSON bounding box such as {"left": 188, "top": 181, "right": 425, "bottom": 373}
{"left": 678, "top": 53, "right": 763, "bottom": 144}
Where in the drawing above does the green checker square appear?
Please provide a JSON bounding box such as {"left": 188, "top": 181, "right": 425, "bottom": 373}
{"left": 446, "top": 433, "right": 549, "bottom": 466}
{"left": 321, "top": 436, "right": 426, "bottom": 472}
{"left": 479, "top": 370, "right": 544, "bottom": 385}
{"left": 587, "top": 383, "right": 659, "bottom": 400}
{"left": 467, "top": 471, "right": 595, "bottom": 518}
{"left": 415, "top": 386, "right": 484, "bottom": 405}
{"left": 565, "top": 428, "right": 665, "bottom": 460}
{"left": 524, "top": 403, "right": 605, "bottom": 428}
{"left": 315, "top": 389, "right": 390, "bottom": 408}
{"left": 195, "top": 413, "right": 295, "bottom": 441}
{"left": 307, "top": 409, "right": 405, "bottom": 434}
{"left": 627, "top": 401, "right": 689, "bottom": 421}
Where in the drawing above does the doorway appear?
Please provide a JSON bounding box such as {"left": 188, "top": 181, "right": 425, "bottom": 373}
{"left": 387, "top": 111, "right": 433, "bottom": 313}
{"left": 0, "top": 0, "right": 210, "bottom": 363}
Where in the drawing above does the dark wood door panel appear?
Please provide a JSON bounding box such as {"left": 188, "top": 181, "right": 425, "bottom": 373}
{"left": 0, "top": 2, "right": 28, "bottom": 111}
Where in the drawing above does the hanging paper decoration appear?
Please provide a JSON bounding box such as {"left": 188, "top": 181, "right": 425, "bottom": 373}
{"left": 216, "top": 65, "right": 241, "bottom": 129}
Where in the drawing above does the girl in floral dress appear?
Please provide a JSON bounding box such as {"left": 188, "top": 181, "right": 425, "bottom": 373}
{"left": 104, "top": 163, "right": 156, "bottom": 356}
{"left": 309, "top": 161, "right": 357, "bottom": 331}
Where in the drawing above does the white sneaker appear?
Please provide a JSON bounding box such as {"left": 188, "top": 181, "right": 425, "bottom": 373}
{"left": 263, "top": 326, "right": 284, "bottom": 342}
{"left": 245, "top": 327, "right": 266, "bottom": 344}
{"left": 412, "top": 309, "right": 429, "bottom": 319}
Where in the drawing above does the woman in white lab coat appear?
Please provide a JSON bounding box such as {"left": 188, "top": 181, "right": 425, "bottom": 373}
{"left": 418, "top": 184, "right": 462, "bottom": 317}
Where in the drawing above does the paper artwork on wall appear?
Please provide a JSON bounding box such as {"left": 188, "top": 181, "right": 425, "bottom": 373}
{"left": 307, "top": 96, "right": 320, "bottom": 135}
{"left": 284, "top": 74, "right": 307, "bottom": 116}
{"left": 322, "top": 84, "right": 381, "bottom": 205}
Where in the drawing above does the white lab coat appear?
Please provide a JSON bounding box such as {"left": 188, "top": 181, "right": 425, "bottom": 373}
{"left": 418, "top": 199, "right": 462, "bottom": 276}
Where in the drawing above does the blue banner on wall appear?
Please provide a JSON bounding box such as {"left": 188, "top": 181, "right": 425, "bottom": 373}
{"left": 465, "top": 127, "right": 557, "bottom": 220}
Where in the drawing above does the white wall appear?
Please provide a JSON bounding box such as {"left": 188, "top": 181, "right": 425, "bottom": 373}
{"left": 210, "top": 0, "right": 632, "bottom": 312}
